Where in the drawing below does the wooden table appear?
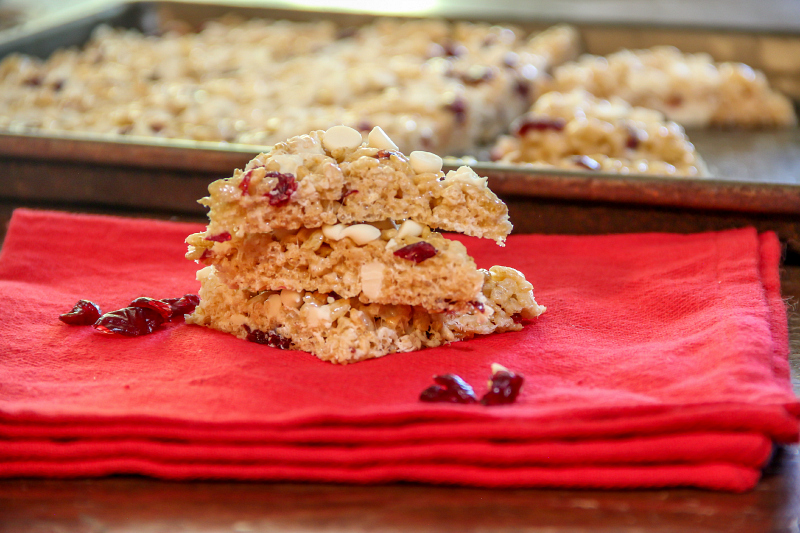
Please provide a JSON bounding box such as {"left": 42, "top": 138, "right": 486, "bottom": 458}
{"left": 0, "top": 200, "right": 798, "bottom": 532}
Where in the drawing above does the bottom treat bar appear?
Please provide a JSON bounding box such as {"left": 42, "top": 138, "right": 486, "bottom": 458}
{"left": 188, "top": 265, "right": 545, "bottom": 364}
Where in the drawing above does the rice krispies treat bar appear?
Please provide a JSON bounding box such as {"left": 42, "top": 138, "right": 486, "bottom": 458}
{"left": 200, "top": 127, "right": 513, "bottom": 245}
{"left": 0, "top": 18, "right": 579, "bottom": 154}
{"left": 491, "top": 90, "right": 708, "bottom": 176}
{"left": 186, "top": 222, "right": 486, "bottom": 314}
{"left": 549, "top": 46, "right": 796, "bottom": 128}
{"left": 188, "top": 265, "right": 545, "bottom": 364}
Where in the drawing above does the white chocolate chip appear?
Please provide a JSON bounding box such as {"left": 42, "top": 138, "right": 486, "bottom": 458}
{"left": 367, "top": 126, "right": 398, "bottom": 151}
{"left": 266, "top": 294, "right": 283, "bottom": 319}
{"left": 396, "top": 220, "right": 424, "bottom": 239}
{"left": 443, "top": 165, "right": 488, "bottom": 188}
{"left": 322, "top": 125, "right": 363, "bottom": 152}
{"left": 230, "top": 314, "right": 248, "bottom": 327}
{"left": 322, "top": 223, "right": 381, "bottom": 246}
{"left": 270, "top": 154, "right": 305, "bottom": 175}
{"left": 303, "top": 302, "right": 332, "bottom": 327}
{"left": 196, "top": 265, "right": 215, "bottom": 282}
{"left": 491, "top": 363, "right": 509, "bottom": 375}
{"left": 409, "top": 151, "right": 443, "bottom": 174}
{"left": 322, "top": 223, "right": 346, "bottom": 241}
{"left": 280, "top": 289, "right": 302, "bottom": 309}
{"left": 340, "top": 224, "right": 381, "bottom": 245}
{"left": 360, "top": 261, "right": 385, "bottom": 300}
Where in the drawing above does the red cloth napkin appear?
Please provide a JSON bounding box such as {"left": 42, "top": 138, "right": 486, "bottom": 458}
{"left": 0, "top": 209, "right": 796, "bottom": 491}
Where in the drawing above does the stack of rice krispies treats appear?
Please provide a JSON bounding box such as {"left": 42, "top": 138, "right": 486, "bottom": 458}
{"left": 186, "top": 126, "right": 545, "bottom": 363}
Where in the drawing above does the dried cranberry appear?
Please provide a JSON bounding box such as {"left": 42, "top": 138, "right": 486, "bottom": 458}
{"left": 515, "top": 79, "right": 530, "bottom": 99}
{"left": 205, "top": 232, "right": 231, "bottom": 242}
{"left": 239, "top": 170, "right": 252, "bottom": 195}
{"left": 93, "top": 307, "right": 165, "bottom": 336}
{"left": 336, "top": 26, "right": 359, "bottom": 40}
{"left": 626, "top": 127, "right": 641, "bottom": 150}
{"left": 394, "top": 242, "right": 437, "bottom": 263}
{"left": 130, "top": 297, "right": 172, "bottom": 320}
{"left": 666, "top": 95, "right": 683, "bottom": 107}
{"left": 161, "top": 294, "right": 200, "bottom": 319}
{"left": 512, "top": 116, "right": 566, "bottom": 137}
{"left": 52, "top": 80, "right": 64, "bottom": 92}
{"left": 446, "top": 97, "right": 468, "bottom": 125}
{"left": 456, "top": 67, "right": 494, "bottom": 86}
{"left": 480, "top": 370, "right": 524, "bottom": 406}
{"left": 572, "top": 155, "right": 600, "bottom": 171}
{"left": 420, "top": 374, "right": 478, "bottom": 404}
{"left": 375, "top": 150, "right": 395, "bottom": 159}
{"left": 23, "top": 76, "right": 42, "bottom": 87}
{"left": 59, "top": 300, "right": 102, "bottom": 326}
{"left": 511, "top": 313, "right": 523, "bottom": 324}
{"left": 469, "top": 301, "right": 485, "bottom": 313}
{"left": 420, "top": 385, "right": 451, "bottom": 402}
{"left": 265, "top": 171, "right": 298, "bottom": 207}
{"left": 355, "top": 120, "right": 373, "bottom": 132}
{"left": 442, "top": 41, "right": 467, "bottom": 57}
{"left": 199, "top": 249, "right": 213, "bottom": 261}
{"left": 243, "top": 325, "right": 291, "bottom": 349}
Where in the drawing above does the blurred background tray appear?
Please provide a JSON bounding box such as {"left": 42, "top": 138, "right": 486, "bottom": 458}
{"left": 0, "top": 0, "right": 798, "bottom": 249}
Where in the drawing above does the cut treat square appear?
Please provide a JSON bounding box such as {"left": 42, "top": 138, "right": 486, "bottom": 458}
{"left": 491, "top": 89, "right": 709, "bottom": 176}
{"left": 548, "top": 47, "right": 797, "bottom": 128}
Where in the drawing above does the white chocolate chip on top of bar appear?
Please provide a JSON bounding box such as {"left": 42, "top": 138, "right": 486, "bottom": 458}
{"left": 322, "top": 125, "right": 363, "bottom": 152}
{"left": 271, "top": 154, "right": 306, "bottom": 175}
{"left": 367, "top": 126, "right": 399, "bottom": 151}
{"left": 409, "top": 151, "right": 443, "bottom": 174}
{"left": 443, "top": 165, "right": 488, "bottom": 188}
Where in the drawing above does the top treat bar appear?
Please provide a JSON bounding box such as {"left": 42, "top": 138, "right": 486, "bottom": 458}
{"left": 199, "top": 127, "right": 513, "bottom": 244}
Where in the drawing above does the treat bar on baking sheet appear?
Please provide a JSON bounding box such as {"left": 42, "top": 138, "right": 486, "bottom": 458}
{"left": 491, "top": 89, "right": 709, "bottom": 176}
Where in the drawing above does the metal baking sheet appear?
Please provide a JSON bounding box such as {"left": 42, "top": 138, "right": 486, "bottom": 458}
{"left": 0, "top": 0, "right": 799, "bottom": 217}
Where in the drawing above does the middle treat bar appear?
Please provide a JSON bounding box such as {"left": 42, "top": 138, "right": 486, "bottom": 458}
{"left": 187, "top": 223, "right": 485, "bottom": 313}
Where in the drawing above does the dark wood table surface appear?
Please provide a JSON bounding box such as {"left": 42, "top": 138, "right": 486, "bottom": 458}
{"left": 0, "top": 199, "right": 798, "bottom": 533}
